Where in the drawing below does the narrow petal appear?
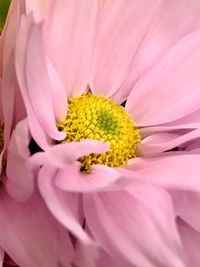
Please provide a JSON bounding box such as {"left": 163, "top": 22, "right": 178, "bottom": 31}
{"left": 113, "top": 0, "right": 200, "bottom": 103}
{"left": 177, "top": 218, "right": 200, "bottom": 267}
{"left": 25, "top": 0, "right": 50, "bottom": 22}
{"left": 0, "top": 190, "right": 73, "bottom": 267}
{"left": 84, "top": 186, "right": 185, "bottom": 267}
{"left": 139, "top": 129, "right": 200, "bottom": 156}
{"left": 38, "top": 165, "right": 93, "bottom": 244}
{"left": 126, "top": 29, "right": 200, "bottom": 126}
{"left": 171, "top": 191, "right": 200, "bottom": 233}
{"left": 15, "top": 16, "right": 51, "bottom": 149}
{"left": 55, "top": 164, "right": 121, "bottom": 192}
{"left": 44, "top": 0, "right": 99, "bottom": 96}
{"left": 29, "top": 140, "right": 109, "bottom": 169}
{"left": 6, "top": 119, "right": 33, "bottom": 201}
{"left": 140, "top": 109, "right": 200, "bottom": 136}
{"left": 90, "top": 0, "right": 161, "bottom": 98}
{"left": 25, "top": 21, "right": 65, "bottom": 141}
{"left": 0, "top": 248, "right": 3, "bottom": 267}
{"left": 128, "top": 153, "right": 200, "bottom": 192}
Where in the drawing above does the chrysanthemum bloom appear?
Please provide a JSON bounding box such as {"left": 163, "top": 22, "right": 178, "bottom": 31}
{"left": 0, "top": 2, "right": 79, "bottom": 267}
{"left": 15, "top": 0, "right": 200, "bottom": 266}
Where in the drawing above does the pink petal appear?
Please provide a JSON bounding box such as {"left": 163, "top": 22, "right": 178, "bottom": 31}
{"left": 25, "top": 21, "right": 65, "bottom": 141}
{"left": 6, "top": 119, "right": 33, "bottom": 201}
{"left": 29, "top": 140, "right": 109, "bottom": 169}
{"left": 139, "top": 129, "right": 200, "bottom": 156}
{"left": 15, "top": 16, "right": 51, "bottom": 149}
{"left": 128, "top": 153, "right": 200, "bottom": 192}
{"left": 171, "top": 191, "right": 200, "bottom": 233}
{"left": 90, "top": 0, "right": 161, "bottom": 99}
{"left": 1, "top": 55, "right": 14, "bottom": 149}
{"left": 44, "top": 0, "right": 99, "bottom": 96}
{"left": 0, "top": 190, "right": 74, "bottom": 267}
{"left": 113, "top": 0, "right": 200, "bottom": 103}
{"left": 25, "top": 0, "right": 50, "bottom": 22}
{"left": 38, "top": 165, "right": 93, "bottom": 244}
{"left": 177, "top": 218, "right": 200, "bottom": 267}
{"left": 55, "top": 164, "right": 121, "bottom": 192}
{"left": 139, "top": 110, "right": 200, "bottom": 136}
{"left": 0, "top": 248, "right": 3, "bottom": 267}
{"left": 126, "top": 29, "right": 200, "bottom": 126}
{"left": 84, "top": 185, "right": 185, "bottom": 267}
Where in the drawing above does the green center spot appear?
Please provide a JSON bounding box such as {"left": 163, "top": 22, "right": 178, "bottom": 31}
{"left": 97, "top": 110, "right": 118, "bottom": 133}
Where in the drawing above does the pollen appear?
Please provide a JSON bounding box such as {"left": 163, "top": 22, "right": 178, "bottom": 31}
{"left": 57, "top": 95, "right": 141, "bottom": 172}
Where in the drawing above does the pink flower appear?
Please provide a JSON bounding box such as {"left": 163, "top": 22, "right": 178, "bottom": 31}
{"left": 14, "top": 0, "right": 200, "bottom": 266}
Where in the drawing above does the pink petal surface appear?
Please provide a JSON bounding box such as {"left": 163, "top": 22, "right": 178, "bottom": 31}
{"left": 44, "top": 0, "right": 99, "bottom": 96}
{"left": 6, "top": 119, "right": 33, "bottom": 201}
{"left": 38, "top": 165, "right": 93, "bottom": 244}
{"left": 90, "top": 0, "right": 160, "bottom": 98}
{"left": 139, "top": 129, "right": 200, "bottom": 156}
{"left": 171, "top": 191, "right": 200, "bottom": 233}
{"left": 84, "top": 185, "right": 185, "bottom": 267}
{"left": 126, "top": 29, "right": 200, "bottom": 126}
{"left": 177, "top": 218, "right": 200, "bottom": 267}
{"left": 140, "top": 109, "right": 200, "bottom": 137}
{"left": 24, "top": 21, "right": 65, "bottom": 141}
{"left": 29, "top": 140, "right": 109, "bottom": 169}
{"left": 0, "top": 190, "right": 74, "bottom": 267}
{"left": 128, "top": 153, "right": 200, "bottom": 192}
{"left": 55, "top": 164, "right": 121, "bottom": 192}
{"left": 15, "top": 16, "right": 51, "bottom": 149}
{"left": 112, "top": 0, "right": 200, "bottom": 103}
{"left": 1, "top": 55, "right": 14, "bottom": 149}
{"left": 0, "top": 248, "right": 3, "bottom": 267}
{"left": 25, "top": 0, "right": 50, "bottom": 22}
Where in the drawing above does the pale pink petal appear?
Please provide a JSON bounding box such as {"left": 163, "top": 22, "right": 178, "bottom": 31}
{"left": 74, "top": 241, "right": 99, "bottom": 267}
{"left": 95, "top": 249, "right": 133, "bottom": 267}
{"left": 84, "top": 185, "right": 185, "bottom": 267}
{"left": 38, "top": 165, "right": 93, "bottom": 244}
{"left": 140, "top": 109, "right": 200, "bottom": 137}
{"left": 0, "top": 248, "right": 3, "bottom": 267}
{"left": 171, "top": 191, "right": 200, "bottom": 233}
{"left": 44, "top": 0, "right": 99, "bottom": 96}
{"left": 6, "top": 119, "right": 33, "bottom": 201}
{"left": 55, "top": 164, "right": 121, "bottom": 192}
{"left": 0, "top": 0, "right": 23, "bottom": 75}
{"left": 112, "top": 0, "right": 200, "bottom": 103}
{"left": 29, "top": 140, "right": 109, "bottom": 169}
{"left": 1, "top": 55, "right": 14, "bottom": 149}
{"left": 0, "top": 190, "right": 73, "bottom": 267}
{"left": 126, "top": 29, "right": 200, "bottom": 126}
{"left": 128, "top": 153, "right": 200, "bottom": 192}
{"left": 15, "top": 16, "right": 51, "bottom": 149}
{"left": 0, "top": 80, "right": 3, "bottom": 121}
{"left": 46, "top": 58, "right": 67, "bottom": 121}
{"left": 25, "top": 22, "right": 65, "bottom": 141}
{"left": 177, "top": 218, "right": 200, "bottom": 267}
{"left": 90, "top": 0, "right": 161, "bottom": 98}
{"left": 25, "top": 0, "right": 50, "bottom": 22}
{"left": 139, "top": 129, "right": 200, "bottom": 156}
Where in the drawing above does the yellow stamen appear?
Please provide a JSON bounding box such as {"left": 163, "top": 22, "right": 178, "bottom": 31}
{"left": 57, "top": 95, "right": 141, "bottom": 172}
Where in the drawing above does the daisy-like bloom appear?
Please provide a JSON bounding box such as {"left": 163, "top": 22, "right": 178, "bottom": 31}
{"left": 15, "top": 0, "right": 200, "bottom": 266}
{"left": 0, "top": 2, "right": 79, "bottom": 267}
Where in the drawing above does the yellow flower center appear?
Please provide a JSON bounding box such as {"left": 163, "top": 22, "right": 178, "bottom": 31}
{"left": 57, "top": 95, "right": 141, "bottom": 172}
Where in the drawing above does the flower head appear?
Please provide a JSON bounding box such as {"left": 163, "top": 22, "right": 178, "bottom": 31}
{"left": 14, "top": 0, "right": 200, "bottom": 266}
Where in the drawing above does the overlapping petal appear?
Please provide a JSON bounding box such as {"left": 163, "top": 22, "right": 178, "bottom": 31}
{"left": 84, "top": 185, "right": 185, "bottom": 267}
{"left": 126, "top": 29, "right": 200, "bottom": 127}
